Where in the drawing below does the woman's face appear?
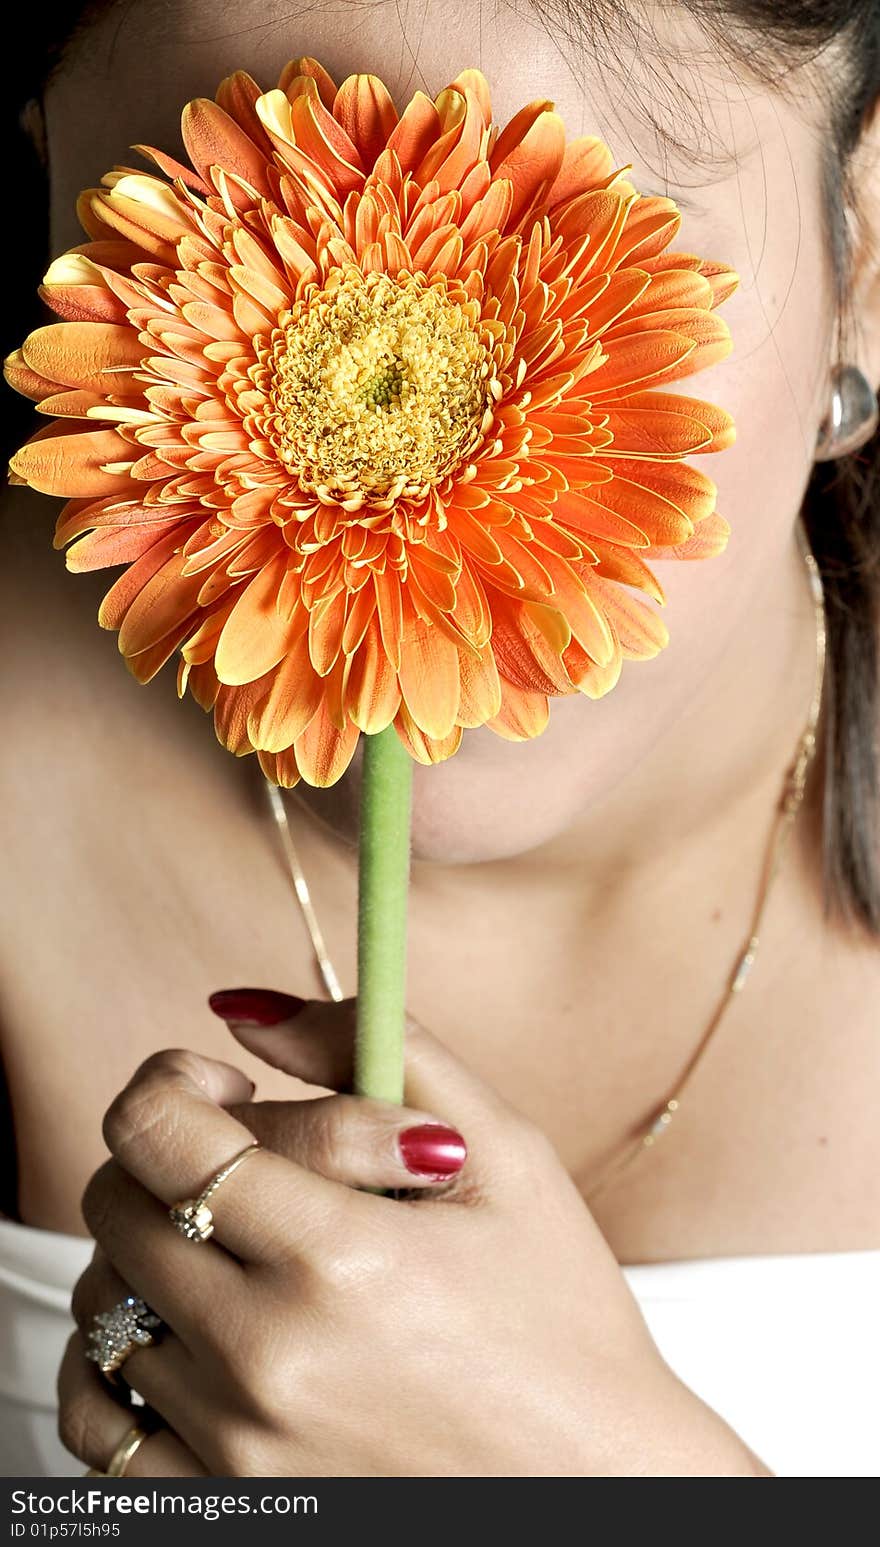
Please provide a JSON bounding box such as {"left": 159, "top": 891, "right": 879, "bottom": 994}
{"left": 45, "top": 1, "right": 847, "bottom": 863}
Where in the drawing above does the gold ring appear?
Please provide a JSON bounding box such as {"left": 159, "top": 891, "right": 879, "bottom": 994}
{"left": 86, "top": 1423, "right": 152, "bottom": 1479}
{"left": 169, "top": 1141, "right": 261, "bottom": 1243}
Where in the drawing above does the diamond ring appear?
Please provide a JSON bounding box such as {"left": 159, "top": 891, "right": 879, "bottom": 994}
{"left": 85, "top": 1295, "right": 163, "bottom": 1380}
{"left": 169, "top": 1141, "right": 261, "bottom": 1244}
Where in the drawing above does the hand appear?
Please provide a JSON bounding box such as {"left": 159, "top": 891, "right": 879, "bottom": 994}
{"left": 59, "top": 994, "right": 770, "bottom": 1477}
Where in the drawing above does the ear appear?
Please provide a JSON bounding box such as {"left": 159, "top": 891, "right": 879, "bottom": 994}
{"left": 19, "top": 97, "right": 48, "bottom": 168}
{"left": 848, "top": 98, "right": 880, "bottom": 390}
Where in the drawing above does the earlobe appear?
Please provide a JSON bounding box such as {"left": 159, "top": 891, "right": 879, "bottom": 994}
{"left": 19, "top": 97, "right": 48, "bottom": 169}
{"left": 815, "top": 364, "right": 879, "bottom": 461}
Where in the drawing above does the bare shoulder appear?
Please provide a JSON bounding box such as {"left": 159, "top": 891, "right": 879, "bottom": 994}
{"left": 0, "top": 489, "right": 285, "bottom": 1229}
{"left": 0, "top": 487, "right": 127, "bottom": 757}
{"left": 0, "top": 486, "right": 245, "bottom": 987}
{"left": 0, "top": 489, "right": 150, "bottom": 912}
{"left": 0, "top": 486, "right": 231, "bottom": 821}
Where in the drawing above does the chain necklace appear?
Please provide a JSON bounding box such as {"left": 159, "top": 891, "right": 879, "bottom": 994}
{"left": 264, "top": 521, "right": 827, "bottom": 1203}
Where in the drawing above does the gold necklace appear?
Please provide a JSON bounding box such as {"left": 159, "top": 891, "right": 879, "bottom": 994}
{"left": 264, "top": 520, "right": 827, "bottom": 1203}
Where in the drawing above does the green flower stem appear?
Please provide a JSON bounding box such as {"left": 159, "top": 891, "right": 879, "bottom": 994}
{"left": 355, "top": 723, "right": 413, "bottom": 1108}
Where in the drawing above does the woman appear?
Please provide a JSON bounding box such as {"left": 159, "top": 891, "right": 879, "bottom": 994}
{"left": 1, "top": 0, "right": 879, "bottom": 1478}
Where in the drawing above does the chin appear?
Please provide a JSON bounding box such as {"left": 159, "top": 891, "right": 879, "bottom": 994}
{"left": 407, "top": 738, "right": 568, "bottom": 863}
{"left": 289, "top": 721, "right": 578, "bottom": 866}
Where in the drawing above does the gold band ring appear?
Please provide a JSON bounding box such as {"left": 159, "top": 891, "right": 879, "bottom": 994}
{"left": 169, "top": 1141, "right": 261, "bottom": 1243}
{"left": 83, "top": 1421, "right": 153, "bottom": 1478}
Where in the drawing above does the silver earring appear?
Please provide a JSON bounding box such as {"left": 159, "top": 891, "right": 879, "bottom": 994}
{"left": 815, "top": 365, "right": 879, "bottom": 461}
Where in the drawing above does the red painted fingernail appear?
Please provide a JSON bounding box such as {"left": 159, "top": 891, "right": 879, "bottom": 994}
{"left": 208, "top": 988, "right": 308, "bottom": 1026}
{"left": 398, "top": 1124, "right": 467, "bottom": 1178}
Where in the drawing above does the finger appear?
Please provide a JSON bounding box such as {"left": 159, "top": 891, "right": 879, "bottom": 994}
{"left": 57, "top": 1333, "right": 206, "bottom": 1477}
{"left": 72, "top": 1231, "right": 212, "bottom": 1374}
{"left": 69, "top": 1246, "right": 224, "bottom": 1453}
{"left": 71, "top": 1241, "right": 201, "bottom": 1414}
{"left": 102, "top": 1048, "right": 359, "bottom": 1263}
{"left": 211, "top": 990, "right": 516, "bottom": 1149}
{"left": 221, "top": 1092, "right": 468, "bottom": 1191}
{"left": 80, "top": 1164, "right": 240, "bottom": 1344}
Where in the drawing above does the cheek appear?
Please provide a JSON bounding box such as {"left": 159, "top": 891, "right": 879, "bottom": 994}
{"left": 405, "top": 238, "right": 837, "bottom": 862}
{"left": 654, "top": 172, "right": 834, "bottom": 673}
{"left": 700, "top": 234, "right": 832, "bottom": 561}
{"left": 404, "top": 287, "right": 835, "bottom": 862}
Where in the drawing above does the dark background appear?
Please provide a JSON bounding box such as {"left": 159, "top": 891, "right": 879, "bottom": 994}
{"left": 2, "top": 9, "right": 84, "bottom": 463}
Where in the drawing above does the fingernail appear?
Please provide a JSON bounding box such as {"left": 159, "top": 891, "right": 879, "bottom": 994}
{"left": 398, "top": 1123, "right": 467, "bottom": 1179}
{"left": 209, "top": 988, "right": 308, "bottom": 1026}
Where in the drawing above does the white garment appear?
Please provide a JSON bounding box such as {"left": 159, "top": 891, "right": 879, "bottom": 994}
{"left": 1, "top": 1215, "right": 877, "bottom": 1477}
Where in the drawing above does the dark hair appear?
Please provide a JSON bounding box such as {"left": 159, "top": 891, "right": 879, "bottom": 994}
{"left": 5, "top": 0, "right": 880, "bottom": 933}
{"left": 680, "top": 8, "right": 880, "bottom": 941}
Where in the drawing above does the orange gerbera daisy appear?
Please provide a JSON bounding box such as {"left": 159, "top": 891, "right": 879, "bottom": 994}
{"left": 5, "top": 58, "right": 737, "bottom": 788}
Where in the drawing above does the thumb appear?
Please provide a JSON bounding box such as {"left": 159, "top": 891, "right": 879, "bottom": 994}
{"left": 208, "top": 987, "right": 519, "bottom": 1151}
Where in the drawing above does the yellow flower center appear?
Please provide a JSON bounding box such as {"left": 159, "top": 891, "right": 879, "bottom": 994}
{"left": 267, "top": 270, "right": 493, "bottom": 508}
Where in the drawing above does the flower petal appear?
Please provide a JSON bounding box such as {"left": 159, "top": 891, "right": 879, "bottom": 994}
{"left": 393, "top": 702, "right": 463, "bottom": 764}
{"left": 22, "top": 322, "right": 146, "bottom": 392}
{"left": 585, "top": 331, "right": 698, "bottom": 399}
{"left": 117, "top": 550, "right": 205, "bottom": 657}
{"left": 181, "top": 98, "right": 274, "bottom": 197}
{"left": 65, "top": 519, "right": 180, "bottom": 571}
{"left": 398, "top": 602, "right": 461, "bottom": 739}
{"left": 491, "top": 108, "right": 566, "bottom": 228}
{"left": 279, "top": 56, "right": 339, "bottom": 112}
{"left": 537, "top": 549, "right": 616, "bottom": 665}
{"left": 603, "top": 406, "right": 714, "bottom": 459}
{"left": 587, "top": 541, "right": 666, "bottom": 603}
{"left": 288, "top": 83, "right": 365, "bottom": 193}
{"left": 215, "top": 70, "right": 276, "bottom": 150}
{"left": 586, "top": 575, "right": 669, "bottom": 658}
{"left": 215, "top": 556, "right": 294, "bottom": 685}
{"left": 612, "top": 198, "right": 681, "bottom": 268}
{"left": 386, "top": 92, "right": 442, "bottom": 174}
{"left": 553, "top": 488, "right": 650, "bottom": 548}
{"left": 10, "top": 424, "right": 136, "bottom": 497}
{"left": 333, "top": 75, "right": 398, "bottom": 168}
{"left": 343, "top": 615, "right": 402, "bottom": 733}
{"left": 248, "top": 633, "right": 325, "bottom": 752}
{"left": 485, "top": 679, "right": 551, "bottom": 740}
{"left": 549, "top": 136, "right": 616, "bottom": 208}
{"left": 214, "top": 678, "right": 269, "bottom": 756}
{"left": 563, "top": 630, "right": 623, "bottom": 699}
{"left": 257, "top": 747, "right": 302, "bottom": 789}
{"left": 98, "top": 527, "right": 194, "bottom": 630}
{"left": 560, "top": 475, "right": 692, "bottom": 547}
{"left": 126, "top": 615, "right": 196, "bottom": 683}
{"left": 294, "top": 694, "right": 360, "bottom": 787}
{"left": 615, "top": 391, "right": 736, "bottom": 452}
{"left": 3, "top": 349, "right": 56, "bottom": 400}
{"left": 449, "top": 69, "right": 492, "bottom": 123}
{"left": 308, "top": 587, "right": 348, "bottom": 676}
{"left": 374, "top": 568, "right": 404, "bottom": 673}
{"left": 605, "top": 459, "right": 718, "bottom": 524}
{"left": 651, "top": 510, "right": 731, "bottom": 561}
